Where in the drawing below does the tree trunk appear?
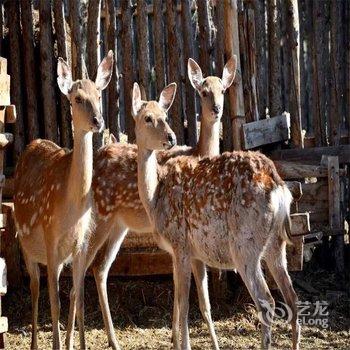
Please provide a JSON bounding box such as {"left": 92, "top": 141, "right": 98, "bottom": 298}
{"left": 40, "top": 0, "right": 58, "bottom": 143}
{"left": 166, "top": 0, "right": 184, "bottom": 144}
{"left": 181, "top": 0, "right": 197, "bottom": 147}
{"left": 53, "top": 0, "right": 72, "bottom": 148}
{"left": 20, "top": 0, "right": 40, "bottom": 141}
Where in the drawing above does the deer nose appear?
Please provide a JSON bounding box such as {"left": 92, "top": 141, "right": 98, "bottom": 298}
{"left": 212, "top": 104, "right": 221, "bottom": 114}
{"left": 167, "top": 133, "right": 176, "bottom": 147}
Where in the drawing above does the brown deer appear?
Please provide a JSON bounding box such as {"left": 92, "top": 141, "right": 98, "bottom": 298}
{"left": 14, "top": 51, "right": 114, "bottom": 350}
{"left": 66, "top": 57, "right": 237, "bottom": 349}
{"left": 131, "top": 82, "right": 300, "bottom": 350}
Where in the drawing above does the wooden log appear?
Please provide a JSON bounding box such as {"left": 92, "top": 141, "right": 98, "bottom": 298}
{"left": 290, "top": 213, "right": 310, "bottom": 236}
{"left": 224, "top": 0, "right": 245, "bottom": 150}
{"left": 326, "top": 156, "right": 344, "bottom": 272}
{"left": 20, "top": 0, "right": 39, "bottom": 141}
{"left": 0, "top": 59, "right": 9, "bottom": 106}
{"left": 285, "top": 181, "right": 302, "bottom": 202}
{"left": 153, "top": 0, "right": 166, "bottom": 96}
{"left": 106, "top": 0, "right": 119, "bottom": 139}
{"left": 197, "top": 0, "right": 211, "bottom": 76}
{"left": 300, "top": 181, "right": 328, "bottom": 202}
{"left": 39, "top": 0, "right": 58, "bottom": 143}
{"left": 181, "top": 0, "right": 197, "bottom": 147}
{"left": 166, "top": 0, "right": 184, "bottom": 144}
{"left": 284, "top": 0, "right": 303, "bottom": 148}
{"left": 242, "top": 112, "right": 290, "bottom": 149}
{"left": 0, "top": 1, "right": 3, "bottom": 57}
{"left": 267, "top": 0, "right": 282, "bottom": 117}
{"left": 86, "top": 0, "right": 101, "bottom": 80}
{"left": 53, "top": 0, "right": 73, "bottom": 148}
{"left": 274, "top": 161, "right": 329, "bottom": 179}
{"left": 4, "top": 1, "right": 25, "bottom": 160}
{"left": 4, "top": 105, "right": 16, "bottom": 124}
{"left": 121, "top": 0, "right": 135, "bottom": 142}
{"left": 136, "top": 0, "right": 150, "bottom": 98}
{"left": 215, "top": 0, "right": 232, "bottom": 151}
{"left": 0, "top": 134, "right": 13, "bottom": 148}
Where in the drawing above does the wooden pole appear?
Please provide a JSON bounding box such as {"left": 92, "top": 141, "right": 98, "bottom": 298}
{"left": 107, "top": 0, "right": 119, "bottom": 139}
{"left": 53, "top": 0, "right": 73, "bottom": 148}
{"left": 86, "top": 0, "right": 101, "bottom": 80}
{"left": 284, "top": 0, "right": 303, "bottom": 148}
{"left": 166, "top": 0, "right": 184, "bottom": 144}
{"left": 39, "top": 0, "right": 58, "bottom": 143}
{"left": 153, "top": 0, "right": 166, "bottom": 96}
{"left": 136, "top": 0, "right": 150, "bottom": 98}
{"left": 20, "top": 0, "right": 39, "bottom": 141}
{"left": 224, "top": 0, "right": 245, "bottom": 150}
{"left": 197, "top": 0, "right": 211, "bottom": 76}
{"left": 4, "top": 0, "right": 25, "bottom": 159}
{"left": 121, "top": 0, "right": 134, "bottom": 141}
{"left": 181, "top": 0, "right": 197, "bottom": 147}
{"left": 267, "top": 0, "right": 282, "bottom": 118}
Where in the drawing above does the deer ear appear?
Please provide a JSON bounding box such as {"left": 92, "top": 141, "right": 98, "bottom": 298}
{"left": 109, "top": 133, "right": 117, "bottom": 144}
{"left": 222, "top": 55, "right": 237, "bottom": 91}
{"left": 188, "top": 58, "right": 203, "bottom": 91}
{"left": 95, "top": 50, "right": 114, "bottom": 91}
{"left": 132, "top": 82, "right": 143, "bottom": 118}
{"left": 159, "top": 83, "right": 177, "bottom": 112}
{"left": 57, "top": 58, "right": 72, "bottom": 95}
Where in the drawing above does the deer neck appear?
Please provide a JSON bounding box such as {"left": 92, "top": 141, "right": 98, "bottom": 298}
{"left": 67, "top": 129, "right": 93, "bottom": 204}
{"left": 197, "top": 112, "right": 220, "bottom": 157}
{"left": 137, "top": 147, "right": 159, "bottom": 221}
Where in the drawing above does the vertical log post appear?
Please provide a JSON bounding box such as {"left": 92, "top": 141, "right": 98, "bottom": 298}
{"left": 107, "top": 0, "right": 119, "bottom": 139}
{"left": 39, "top": 0, "right": 58, "bottom": 143}
{"left": 197, "top": 0, "right": 211, "bottom": 76}
{"left": 267, "top": 0, "right": 282, "bottom": 118}
{"left": 181, "top": 0, "right": 197, "bottom": 147}
{"left": 284, "top": 0, "right": 303, "bottom": 148}
{"left": 20, "top": 0, "right": 39, "bottom": 141}
{"left": 53, "top": 0, "right": 73, "bottom": 148}
{"left": 166, "top": 0, "right": 184, "bottom": 144}
{"left": 224, "top": 0, "right": 245, "bottom": 150}
{"left": 153, "top": 0, "right": 166, "bottom": 96}
{"left": 121, "top": 0, "right": 134, "bottom": 141}
{"left": 136, "top": 0, "right": 150, "bottom": 98}
{"left": 5, "top": 0, "right": 25, "bottom": 159}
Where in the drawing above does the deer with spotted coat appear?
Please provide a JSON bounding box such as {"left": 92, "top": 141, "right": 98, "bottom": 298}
{"left": 66, "top": 57, "right": 237, "bottom": 349}
{"left": 14, "top": 51, "right": 114, "bottom": 350}
{"left": 131, "top": 82, "right": 301, "bottom": 350}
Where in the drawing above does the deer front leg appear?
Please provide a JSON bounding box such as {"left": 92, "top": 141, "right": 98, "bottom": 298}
{"left": 66, "top": 287, "right": 76, "bottom": 350}
{"left": 172, "top": 261, "right": 180, "bottom": 350}
{"left": 47, "top": 255, "right": 63, "bottom": 350}
{"left": 191, "top": 259, "right": 219, "bottom": 350}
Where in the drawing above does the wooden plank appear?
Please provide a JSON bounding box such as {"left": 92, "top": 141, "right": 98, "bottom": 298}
{"left": 274, "top": 161, "right": 329, "bottom": 179}
{"left": 4, "top": 105, "right": 16, "bottom": 124}
{"left": 0, "top": 71, "right": 9, "bottom": 106}
{"left": 242, "top": 112, "right": 290, "bottom": 149}
{"left": 287, "top": 236, "right": 303, "bottom": 271}
{"left": 0, "top": 317, "right": 7, "bottom": 333}
{"left": 0, "top": 214, "right": 6, "bottom": 228}
{"left": 290, "top": 213, "right": 310, "bottom": 236}
{"left": 285, "top": 181, "right": 302, "bottom": 202}
{"left": 197, "top": 0, "right": 211, "bottom": 76}
{"left": 269, "top": 145, "right": 350, "bottom": 164}
{"left": 0, "top": 258, "right": 6, "bottom": 295}
{"left": 0, "top": 133, "right": 13, "bottom": 148}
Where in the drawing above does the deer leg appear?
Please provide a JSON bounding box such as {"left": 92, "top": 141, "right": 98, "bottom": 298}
{"left": 47, "top": 257, "right": 63, "bottom": 350}
{"left": 24, "top": 256, "right": 40, "bottom": 350}
{"left": 174, "top": 254, "right": 192, "bottom": 350}
{"left": 237, "top": 257, "right": 275, "bottom": 350}
{"left": 72, "top": 252, "right": 87, "bottom": 350}
{"left": 265, "top": 240, "right": 300, "bottom": 350}
{"left": 65, "top": 286, "right": 76, "bottom": 350}
{"left": 172, "top": 261, "right": 180, "bottom": 350}
{"left": 191, "top": 259, "right": 219, "bottom": 350}
{"left": 92, "top": 226, "right": 128, "bottom": 350}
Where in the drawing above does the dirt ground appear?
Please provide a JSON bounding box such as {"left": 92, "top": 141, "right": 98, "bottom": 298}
{"left": 4, "top": 262, "right": 350, "bottom": 350}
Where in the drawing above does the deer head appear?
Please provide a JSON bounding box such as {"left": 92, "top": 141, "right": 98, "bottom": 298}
{"left": 132, "top": 82, "right": 177, "bottom": 151}
{"left": 188, "top": 56, "right": 237, "bottom": 122}
{"left": 57, "top": 50, "right": 114, "bottom": 133}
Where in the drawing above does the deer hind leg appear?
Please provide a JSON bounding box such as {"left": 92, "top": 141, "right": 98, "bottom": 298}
{"left": 92, "top": 226, "right": 128, "bottom": 350}
{"left": 265, "top": 239, "right": 300, "bottom": 350}
{"left": 236, "top": 255, "right": 275, "bottom": 350}
{"left": 191, "top": 259, "right": 219, "bottom": 350}
{"left": 173, "top": 253, "right": 192, "bottom": 350}
{"left": 23, "top": 255, "right": 40, "bottom": 350}
{"left": 172, "top": 261, "right": 180, "bottom": 350}
{"left": 65, "top": 287, "right": 76, "bottom": 350}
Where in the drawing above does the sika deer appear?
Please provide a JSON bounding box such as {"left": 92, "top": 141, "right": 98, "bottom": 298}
{"left": 66, "top": 57, "right": 237, "bottom": 349}
{"left": 14, "top": 51, "right": 113, "bottom": 350}
{"left": 132, "top": 82, "right": 300, "bottom": 350}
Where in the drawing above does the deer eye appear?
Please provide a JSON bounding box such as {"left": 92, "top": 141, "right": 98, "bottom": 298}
{"left": 145, "top": 115, "right": 152, "bottom": 123}
{"left": 75, "top": 96, "right": 82, "bottom": 104}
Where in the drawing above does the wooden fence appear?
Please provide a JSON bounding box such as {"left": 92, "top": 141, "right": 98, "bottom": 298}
{"left": 0, "top": 0, "right": 348, "bottom": 167}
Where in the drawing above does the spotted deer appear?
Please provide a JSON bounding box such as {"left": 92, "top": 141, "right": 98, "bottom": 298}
{"left": 132, "top": 82, "right": 300, "bottom": 350}
{"left": 66, "top": 57, "right": 237, "bottom": 349}
{"left": 14, "top": 51, "right": 114, "bottom": 350}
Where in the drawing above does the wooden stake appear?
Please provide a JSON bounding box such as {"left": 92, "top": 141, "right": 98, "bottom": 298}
{"left": 197, "top": 0, "right": 211, "bottom": 76}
